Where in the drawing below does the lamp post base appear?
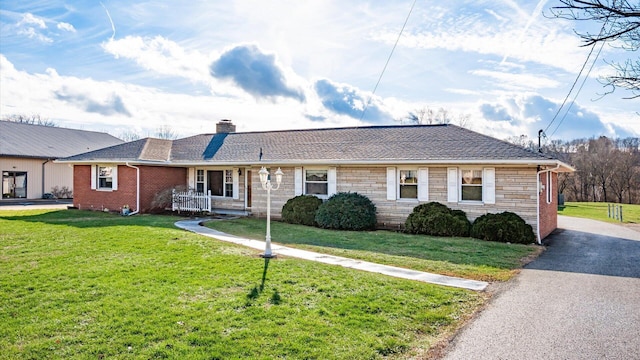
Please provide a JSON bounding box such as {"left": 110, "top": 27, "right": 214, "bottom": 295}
{"left": 259, "top": 253, "right": 277, "bottom": 259}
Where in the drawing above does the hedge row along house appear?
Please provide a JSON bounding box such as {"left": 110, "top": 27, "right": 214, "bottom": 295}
{"left": 58, "top": 120, "right": 574, "bottom": 243}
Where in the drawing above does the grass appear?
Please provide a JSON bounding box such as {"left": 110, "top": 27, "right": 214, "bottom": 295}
{"left": 558, "top": 202, "right": 640, "bottom": 224}
{"left": 1, "top": 209, "right": 486, "bottom": 359}
{"left": 204, "top": 218, "right": 541, "bottom": 282}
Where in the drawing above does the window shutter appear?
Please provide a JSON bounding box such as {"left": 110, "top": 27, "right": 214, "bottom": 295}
{"left": 483, "top": 167, "right": 495, "bottom": 204}
{"left": 294, "top": 167, "right": 303, "bottom": 196}
{"left": 232, "top": 168, "right": 239, "bottom": 199}
{"left": 447, "top": 167, "right": 458, "bottom": 203}
{"left": 418, "top": 168, "right": 429, "bottom": 201}
{"left": 386, "top": 167, "right": 396, "bottom": 200}
{"left": 111, "top": 165, "right": 118, "bottom": 191}
{"left": 188, "top": 168, "right": 195, "bottom": 190}
{"left": 328, "top": 167, "right": 337, "bottom": 196}
{"left": 90, "top": 165, "right": 97, "bottom": 190}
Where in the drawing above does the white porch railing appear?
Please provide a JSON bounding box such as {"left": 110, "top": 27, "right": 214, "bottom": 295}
{"left": 172, "top": 190, "right": 211, "bottom": 212}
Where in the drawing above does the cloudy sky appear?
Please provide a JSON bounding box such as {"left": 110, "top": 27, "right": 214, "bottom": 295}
{"left": 1, "top": 0, "right": 638, "bottom": 143}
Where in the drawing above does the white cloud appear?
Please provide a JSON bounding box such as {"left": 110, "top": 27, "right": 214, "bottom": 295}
{"left": 17, "top": 27, "right": 53, "bottom": 43}
{"left": 0, "top": 54, "right": 364, "bottom": 137}
{"left": 101, "top": 35, "right": 211, "bottom": 85}
{"left": 470, "top": 70, "right": 560, "bottom": 90}
{"left": 57, "top": 22, "right": 76, "bottom": 32}
{"left": 18, "top": 13, "right": 47, "bottom": 29}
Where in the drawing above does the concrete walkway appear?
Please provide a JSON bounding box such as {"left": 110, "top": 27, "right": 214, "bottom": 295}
{"left": 175, "top": 219, "right": 488, "bottom": 291}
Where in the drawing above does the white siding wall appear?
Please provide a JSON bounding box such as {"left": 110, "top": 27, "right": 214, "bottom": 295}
{"left": 0, "top": 157, "right": 74, "bottom": 199}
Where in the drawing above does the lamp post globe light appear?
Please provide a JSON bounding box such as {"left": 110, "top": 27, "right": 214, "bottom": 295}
{"left": 259, "top": 166, "right": 284, "bottom": 258}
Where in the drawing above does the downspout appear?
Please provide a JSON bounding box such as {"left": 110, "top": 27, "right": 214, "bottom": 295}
{"left": 42, "top": 159, "right": 50, "bottom": 198}
{"left": 536, "top": 164, "right": 561, "bottom": 244}
{"left": 125, "top": 162, "right": 140, "bottom": 215}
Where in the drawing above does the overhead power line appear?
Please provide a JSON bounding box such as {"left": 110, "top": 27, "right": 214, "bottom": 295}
{"left": 360, "top": 0, "right": 417, "bottom": 122}
{"left": 543, "top": 18, "right": 611, "bottom": 140}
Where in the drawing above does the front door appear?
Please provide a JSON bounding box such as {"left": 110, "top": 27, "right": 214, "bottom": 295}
{"left": 2, "top": 171, "right": 27, "bottom": 199}
{"left": 207, "top": 170, "right": 224, "bottom": 196}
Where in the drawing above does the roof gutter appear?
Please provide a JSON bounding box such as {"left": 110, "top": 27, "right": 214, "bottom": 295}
{"left": 536, "top": 164, "right": 561, "bottom": 245}
{"left": 57, "top": 159, "right": 575, "bottom": 169}
{"left": 125, "top": 162, "right": 140, "bottom": 216}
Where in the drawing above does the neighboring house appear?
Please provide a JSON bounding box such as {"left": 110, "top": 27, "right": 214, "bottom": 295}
{"left": 0, "top": 120, "right": 123, "bottom": 200}
{"left": 58, "top": 120, "right": 574, "bottom": 242}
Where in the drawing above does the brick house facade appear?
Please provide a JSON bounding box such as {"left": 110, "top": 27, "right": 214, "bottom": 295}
{"left": 73, "top": 165, "right": 185, "bottom": 213}
{"left": 59, "top": 122, "right": 573, "bottom": 242}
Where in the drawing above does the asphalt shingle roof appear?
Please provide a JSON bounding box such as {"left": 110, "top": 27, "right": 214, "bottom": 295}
{"left": 60, "top": 124, "right": 560, "bottom": 164}
{"left": 0, "top": 121, "right": 123, "bottom": 158}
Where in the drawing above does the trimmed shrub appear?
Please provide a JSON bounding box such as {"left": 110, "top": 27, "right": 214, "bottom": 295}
{"left": 315, "top": 192, "right": 377, "bottom": 231}
{"left": 471, "top": 211, "right": 535, "bottom": 244}
{"left": 150, "top": 185, "right": 190, "bottom": 213}
{"left": 405, "top": 202, "right": 471, "bottom": 237}
{"left": 281, "top": 195, "right": 323, "bottom": 226}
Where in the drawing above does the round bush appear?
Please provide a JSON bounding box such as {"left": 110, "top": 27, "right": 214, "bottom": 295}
{"left": 471, "top": 211, "right": 535, "bottom": 244}
{"left": 405, "top": 202, "right": 471, "bottom": 237}
{"left": 315, "top": 192, "right": 377, "bottom": 231}
{"left": 281, "top": 195, "right": 323, "bottom": 226}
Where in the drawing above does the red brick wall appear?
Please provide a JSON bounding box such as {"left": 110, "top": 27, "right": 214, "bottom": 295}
{"left": 538, "top": 171, "right": 558, "bottom": 240}
{"left": 73, "top": 165, "right": 186, "bottom": 213}
{"left": 139, "top": 166, "right": 186, "bottom": 212}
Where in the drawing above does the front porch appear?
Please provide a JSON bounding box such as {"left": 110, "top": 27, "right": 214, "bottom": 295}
{"left": 171, "top": 189, "right": 249, "bottom": 216}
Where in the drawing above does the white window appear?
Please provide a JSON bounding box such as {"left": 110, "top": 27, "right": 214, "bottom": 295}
{"left": 387, "top": 167, "right": 428, "bottom": 201}
{"left": 295, "top": 167, "right": 336, "bottom": 198}
{"left": 98, "top": 166, "right": 113, "bottom": 189}
{"left": 461, "top": 169, "right": 483, "bottom": 201}
{"left": 305, "top": 169, "right": 328, "bottom": 196}
{"left": 225, "top": 170, "right": 233, "bottom": 197}
{"left": 196, "top": 169, "right": 205, "bottom": 193}
{"left": 399, "top": 170, "right": 418, "bottom": 199}
{"left": 91, "top": 165, "right": 117, "bottom": 191}
{"left": 447, "top": 167, "right": 495, "bottom": 204}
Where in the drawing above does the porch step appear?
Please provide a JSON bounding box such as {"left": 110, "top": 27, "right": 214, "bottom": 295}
{"left": 210, "top": 208, "right": 250, "bottom": 217}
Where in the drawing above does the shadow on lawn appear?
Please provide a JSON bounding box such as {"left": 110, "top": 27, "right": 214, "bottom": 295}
{"left": 246, "top": 258, "right": 282, "bottom": 305}
{"left": 0, "top": 209, "right": 183, "bottom": 230}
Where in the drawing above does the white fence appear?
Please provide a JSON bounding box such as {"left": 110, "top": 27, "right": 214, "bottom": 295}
{"left": 172, "top": 190, "right": 211, "bottom": 212}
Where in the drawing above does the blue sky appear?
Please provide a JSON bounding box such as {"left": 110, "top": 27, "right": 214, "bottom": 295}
{"left": 1, "top": 0, "right": 638, "bottom": 142}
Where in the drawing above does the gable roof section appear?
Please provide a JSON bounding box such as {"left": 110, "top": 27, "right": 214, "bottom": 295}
{"left": 0, "top": 121, "right": 123, "bottom": 159}
{"left": 58, "top": 124, "right": 573, "bottom": 169}
{"left": 60, "top": 138, "right": 170, "bottom": 163}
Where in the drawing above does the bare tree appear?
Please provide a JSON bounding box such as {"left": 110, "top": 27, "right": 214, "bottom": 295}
{"left": 405, "top": 106, "right": 469, "bottom": 127}
{"left": 154, "top": 125, "right": 179, "bottom": 140}
{"left": 118, "top": 130, "right": 141, "bottom": 142}
{"left": 454, "top": 113, "right": 471, "bottom": 128}
{"left": 505, "top": 134, "right": 537, "bottom": 150}
{"left": 548, "top": 135, "right": 640, "bottom": 204}
{"left": 1, "top": 113, "right": 57, "bottom": 127}
{"left": 549, "top": 0, "right": 640, "bottom": 98}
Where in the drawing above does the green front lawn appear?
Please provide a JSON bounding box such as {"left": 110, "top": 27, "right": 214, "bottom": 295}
{"left": 558, "top": 202, "right": 640, "bottom": 224}
{"left": 1, "top": 209, "right": 484, "bottom": 359}
{"left": 204, "top": 218, "right": 541, "bottom": 282}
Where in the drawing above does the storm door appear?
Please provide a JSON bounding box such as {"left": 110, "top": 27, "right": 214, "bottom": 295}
{"left": 207, "top": 170, "right": 224, "bottom": 197}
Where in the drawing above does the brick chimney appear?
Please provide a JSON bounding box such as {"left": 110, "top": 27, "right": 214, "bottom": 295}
{"left": 216, "top": 119, "right": 236, "bottom": 133}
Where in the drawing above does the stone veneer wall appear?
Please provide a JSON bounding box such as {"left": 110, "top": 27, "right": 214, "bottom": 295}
{"left": 249, "top": 165, "right": 551, "bottom": 238}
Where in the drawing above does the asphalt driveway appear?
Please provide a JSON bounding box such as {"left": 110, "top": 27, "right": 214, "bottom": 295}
{"left": 442, "top": 216, "right": 640, "bottom": 360}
